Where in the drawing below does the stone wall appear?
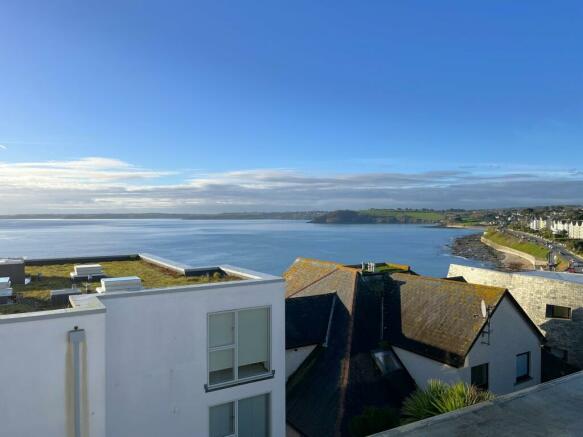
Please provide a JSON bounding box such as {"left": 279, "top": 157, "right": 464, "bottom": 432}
{"left": 480, "top": 236, "right": 546, "bottom": 267}
{"left": 448, "top": 264, "right": 583, "bottom": 369}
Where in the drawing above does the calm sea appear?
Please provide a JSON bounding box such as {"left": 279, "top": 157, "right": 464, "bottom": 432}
{"left": 0, "top": 219, "right": 489, "bottom": 277}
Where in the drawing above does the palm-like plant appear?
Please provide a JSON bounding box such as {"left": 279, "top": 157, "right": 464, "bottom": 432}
{"left": 402, "top": 380, "right": 494, "bottom": 422}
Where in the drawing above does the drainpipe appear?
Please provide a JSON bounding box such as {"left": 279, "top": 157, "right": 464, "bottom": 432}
{"left": 69, "top": 328, "right": 86, "bottom": 437}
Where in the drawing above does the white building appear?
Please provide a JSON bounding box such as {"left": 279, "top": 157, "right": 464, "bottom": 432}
{"left": 0, "top": 254, "right": 285, "bottom": 437}
{"left": 551, "top": 220, "right": 583, "bottom": 239}
{"left": 530, "top": 217, "right": 583, "bottom": 239}
{"left": 384, "top": 273, "right": 543, "bottom": 395}
{"left": 529, "top": 217, "right": 548, "bottom": 231}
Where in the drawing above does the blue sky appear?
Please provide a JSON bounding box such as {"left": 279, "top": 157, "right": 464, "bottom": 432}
{"left": 0, "top": 1, "right": 582, "bottom": 212}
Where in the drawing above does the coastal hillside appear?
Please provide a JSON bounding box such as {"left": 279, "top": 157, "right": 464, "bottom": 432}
{"left": 310, "top": 208, "right": 500, "bottom": 225}
{"left": 310, "top": 209, "right": 445, "bottom": 224}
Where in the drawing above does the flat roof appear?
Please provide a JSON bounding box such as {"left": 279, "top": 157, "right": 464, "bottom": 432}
{"left": 518, "top": 270, "right": 583, "bottom": 285}
{"left": 371, "top": 371, "right": 583, "bottom": 437}
{"left": 0, "top": 253, "right": 279, "bottom": 315}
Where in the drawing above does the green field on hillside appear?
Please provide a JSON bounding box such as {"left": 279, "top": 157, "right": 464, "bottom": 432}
{"left": 358, "top": 209, "right": 445, "bottom": 221}
{"left": 483, "top": 230, "right": 550, "bottom": 260}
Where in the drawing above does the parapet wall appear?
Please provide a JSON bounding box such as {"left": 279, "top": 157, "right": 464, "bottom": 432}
{"left": 448, "top": 264, "right": 583, "bottom": 368}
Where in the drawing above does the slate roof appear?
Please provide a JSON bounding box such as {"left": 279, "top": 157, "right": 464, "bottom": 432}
{"left": 284, "top": 258, "right": 342, "bottom": 297}
{"left": 285, "top": 258, "right": 358, "bottom": 437}
{"left": 518, "top": 270, "right": 583, "bottom": 285}
{"left": 285, "top": 258, "right": 415, "bottom": 437}
{"left": 285, "top": 293, "right": 336, "bottom": 349}
{"left": 386, "top": 273, "right": 531, "bottom": 367}
{"left": 285, "top": 258, "right": 360, "bottom": 313}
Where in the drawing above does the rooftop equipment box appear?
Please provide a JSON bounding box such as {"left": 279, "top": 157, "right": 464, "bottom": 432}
{"left": 0, "top": 259, "right": 25, "bottom": 285}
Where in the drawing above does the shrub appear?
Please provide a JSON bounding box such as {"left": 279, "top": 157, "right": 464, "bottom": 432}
{"left": 402, "top": 380, "right": 494, "bottom": 422}
{"left": 350, "top": 406, "right": 400, "bottom": 436}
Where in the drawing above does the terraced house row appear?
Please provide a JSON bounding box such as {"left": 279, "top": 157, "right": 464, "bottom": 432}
{"left": 530, "top": 217, "right": 583, "bottom": 239}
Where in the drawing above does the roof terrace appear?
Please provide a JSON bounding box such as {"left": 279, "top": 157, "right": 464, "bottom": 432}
{"left": 0, "top": 253, "right": 248, "bottom": 315}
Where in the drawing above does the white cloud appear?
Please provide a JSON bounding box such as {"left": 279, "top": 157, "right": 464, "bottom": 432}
{"left": 0, "top": 157, "right": 581, "bottom": 214}
{"left": 0, "top": 145, "right": 6, "bottom": 150}
{"left": 0, "top": 157, "right": 174, "bottom": 191}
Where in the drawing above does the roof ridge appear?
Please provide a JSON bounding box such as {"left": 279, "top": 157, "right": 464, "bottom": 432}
{"left": 393, "top": 272, "right": 507, "bottom": 292}
{"left": 286, "top": 267, "right": 342, "bottom": 298}
{"left": 292, "top": 257, "right": 344, "bottom": 268}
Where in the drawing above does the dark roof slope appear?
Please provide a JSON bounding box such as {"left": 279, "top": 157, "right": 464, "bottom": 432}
{"left": 286, "top": 298, "right": 351, "bottom": 437}
{"left": 386, "top": 273, "right": 508, "bottom": 367}
{"left": 285, "top": 258, "right": 359, "bottom": 437}
{"left": 286, "top": 293, "right": 335, "bottom": 349}
{"left": 285, "top": 258, "right": 415, "bottom": 437}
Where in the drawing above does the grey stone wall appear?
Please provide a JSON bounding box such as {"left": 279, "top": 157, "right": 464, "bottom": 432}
{"left": 448, "top": 264, "right": 583, "bottom": 368}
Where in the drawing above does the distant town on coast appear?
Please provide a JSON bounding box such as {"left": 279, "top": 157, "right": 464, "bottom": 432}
{"left": 2, "top": 204, "right": 582, "bottom": 228}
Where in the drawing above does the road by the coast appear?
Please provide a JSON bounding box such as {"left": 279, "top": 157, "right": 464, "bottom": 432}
{"left": 505, "top": 229, "right": 583, "bottom": 264}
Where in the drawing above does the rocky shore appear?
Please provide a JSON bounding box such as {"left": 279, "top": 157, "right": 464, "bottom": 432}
{"left": 450, "top": 234, "right": 530, "bottom": 272}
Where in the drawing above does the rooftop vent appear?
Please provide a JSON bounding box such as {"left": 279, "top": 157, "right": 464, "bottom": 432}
{"left": 96, "top": 276, "right": 142, "bottom": 293}
{"left": 0, "top": 259, "right": 25, "bottom": 285}
{"left": 0, "top": 277, "right": 13, "bottom": 305}
{"left": 70, "top": 264, "right": 105, "bottom": 281}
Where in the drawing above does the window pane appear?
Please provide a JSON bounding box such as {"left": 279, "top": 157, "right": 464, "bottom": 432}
{"left": 471, "top": 363, "right": 488, "bottom": 390}
{"left": 516, "top": 353, "right": 529, "bottom": 379}
{"left": 210, "top": 402, "right": 234, "bottom": 437}
{"left": 555, "top": 306, "right": 570, "bottom": 319}
{"left": 238, "top": 308, "right": 270, "bottom": 378}
{"left": 209, "top": 348, "right": 234, "bottom": 385}
{"left": 209, "top": 312, "right": 235, "bottom": 348}
{"left": 546, "top": 304, "right": 571, "bottom": 319}
{"left": 238, "top": 394, "right": 269, "bottom": 437}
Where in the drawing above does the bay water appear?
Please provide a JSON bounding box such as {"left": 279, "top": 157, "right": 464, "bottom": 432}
{"left": 0, "top": 219, "right": 489, "bottom": 277}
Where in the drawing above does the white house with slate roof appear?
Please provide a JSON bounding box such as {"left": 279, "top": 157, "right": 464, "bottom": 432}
{"left": 448, "top": 264, "right": 583, "bottom": 368}
{"left": 384, "top": 274, "right": 544, "bottom": 395}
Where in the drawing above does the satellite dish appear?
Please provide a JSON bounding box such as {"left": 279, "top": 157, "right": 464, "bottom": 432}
{"left": 481, "top": 299, "right": 487, "bottom": 318}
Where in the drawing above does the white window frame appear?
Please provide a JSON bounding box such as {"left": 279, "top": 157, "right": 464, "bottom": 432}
{"left": 207, "top": 305, "right": 272, "bottom": 389}
{"left": 209, "top": 392, "right": 271, "bottom": 437}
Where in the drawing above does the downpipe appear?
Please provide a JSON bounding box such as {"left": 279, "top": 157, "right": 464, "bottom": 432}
{"left": 69, "top": 328, "right": 86, "bottom": 437}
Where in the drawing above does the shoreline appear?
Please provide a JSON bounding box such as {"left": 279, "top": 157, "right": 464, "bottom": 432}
{"left": 443, "top": 224, "right": 487, "bottom": 230}
{"left": 450, "top": 234, "right": 534, "bottom": 272}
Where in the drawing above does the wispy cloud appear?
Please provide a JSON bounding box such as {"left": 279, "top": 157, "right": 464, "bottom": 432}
{"left": 0, "top": 157, "right": 581, "bottom": 213}
{"left": 0, "top": 145, "right": 6, "bottom": 150}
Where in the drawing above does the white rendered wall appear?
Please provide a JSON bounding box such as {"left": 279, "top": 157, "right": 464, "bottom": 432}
{"left": 467, "top": 296, "right": 541, "bottom": 394}
{"left": 285, "top": 345, "right": 316, "bottom": 380}
{"left": 392, "top": 346, "right": 464, "bottom": 389}
{"left": 0, "top": 311, "right": 106, "bottom": 437}
{"left": 393, "top": 296, "right": 541, "bottom": 395}
{"left": 101, "top": 279, "right": 285, "bottom": 437}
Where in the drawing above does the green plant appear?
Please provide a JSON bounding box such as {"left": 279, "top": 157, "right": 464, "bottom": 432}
{"left": 402, "top": 380, "right": 494, "bottom": 422}
{"left": 350, "top": 406, "right": 400, "bottom": 437}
